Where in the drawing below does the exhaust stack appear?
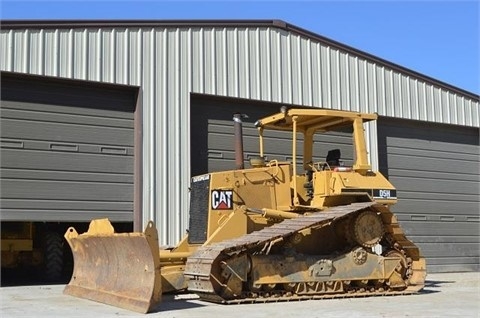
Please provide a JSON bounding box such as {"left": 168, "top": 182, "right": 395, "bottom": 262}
{"left": 233, "top": 113, "right": 248, "bottom": 170}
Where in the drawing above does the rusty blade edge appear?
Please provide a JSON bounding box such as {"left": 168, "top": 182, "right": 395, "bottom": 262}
{"left": 64, "top": 284, "right": 158, "bottom": 314}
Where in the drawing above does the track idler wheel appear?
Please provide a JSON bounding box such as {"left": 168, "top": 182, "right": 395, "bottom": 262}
{"left": 385, "top": 250, "right": 408, "bottom": 278}
{"left": 385, "top": 249, "right": 410, "bottom": 290}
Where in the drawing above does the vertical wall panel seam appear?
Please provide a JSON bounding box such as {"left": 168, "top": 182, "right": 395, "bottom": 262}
{"left": 68, "top": 29, "right": 73, "bottom": 78}
{"left": 371, "top": 63, "right": 377, "bottom": 114}
{"left": 53, "top": 29, "right": 59, "bottom": 76}
{"left": 388, "top": 70, "right": 394, "bottom": 117}
{"left": 255, "top": 28, "right": 261, "bottom": 100}
{"left": 153, "top": 28, "right": 162, "bottom": 227}
{"left": 307, "top": 38, "right": 313, "bottom": 106}
{"left": 184, "top": 27, "right": 193, "bottom": 232}
{"left": 138, "top": 28, "right": 143, "bottom": 86}
{"left": 148, "top": 28, "right": 157, "bottom": 227}
{"left": 161, "top": 28, "right": 169, "bottom": 239}
{"left": 23, "top": 30, "right": 29, "bottom": 73}
{"left": 393, "top": 72, "right": 399, "bottom": 117}
{"left": 301, "top": 35, "right": 306, "bottom": 105}
{"left": 73, "top": 30, "right": 78, "bottom": 78}
{"left": 275, "top": 29, "right": 282, "bottom": 102}
{"left": 295, "top": 35, "right": 303, "bottom": 105}
{"left": 160, "top": 27, "right": 168, "bottom": 240}
{"left": 211, "top": 28, "right": 216, "bottom": 95}
{"left": 353, "top": 56, "right": 359, "bottom": 112}
{"left": 222, "top": 28, "right": 227, "bottom": 97}
{"left": 453, "top": 93, "right": 458, "bottom": 123}
{"left": 97, "top": 28, "right": 103, "bottom": 81}
{"left": 234, "top": 28, "right": 240, "bottom": 97}
{"left": 459, "top": 96, "right": 464, "bottom": 125}
{"left": 83, "top": 29, "right": 88, "bottom": 80}
{"left": 472, "top": 99, "right": 480, "bottom": 127}
{"left": 291, "top": 34, "right": 297, "bottom": 104}
{"left": 326, "top": 47, "right": 332, "bottom": 107}
{"left": 444, "top": 90, "right": 450, "bottom": 124}
{"left": 335, "top": 50, "right": 341, "bottom": 108}
{"left": 173, "top": 28, "right": 181, "bottom": 241}
{"left": 286, "top": 32, "right": 292, "bottom": 104}
{"left": 440, "top": 89, "right": 446, "bottom": 123}
{"left": 379, "top": 67, "right": 385, "bottom": 115}
{"left": 398, "top": 73, "right": 404, "bottom": 118}
{"left": 68, "top": 29, "right": 71, "bottom": 76}
{"left": 150, "top": 27, "right": 157, "bottom": 226}
{"left": 189, "top": 28, "right": 194, "bottom": 93}
{"left": 39, "top": 29, "right": 45, "bottom": 75}
{"left": 8, "top": 30, "right": 13, "bottom": 71}
{"left": 200, "top": 28, "right": 205, "bottom": 93}
{"left": 456, "top": 96, "right": 462, "bottom": 126}
{"left": 110, "top": 29, "right": 115, "bottom": 82}
{"left": 430, "top": 85, "right": 435, "bottom": 122}
{"left": 329, "top": 49, "right": 335, "bottom": 107}
{"left": 421, "top": 82, "right": 427, "bottom": 121}
{"left": 415, "top": 79, "right": 423, "bottom": 120}
{"left": 445, "top": 91, "right": 451, "bottom": 123}
{"left": 434, "top": 87, "right": 440, "bottom": 123}
{"left": 245, "top": 28, "right": 250, "bottom": 99}
{"left": 315, "top": 42, "right": 322, "bottom": 107}
{"left": 465, "top": 99, "right": 471, "bottom": 126}
{"left": 344, "top": 53, "right": 351, "bottom": 110}
{"left": 413, "top": 79, "right": 419, "bottom": 120}
{"left": 177, "top": 27, "right": 183, "bottom": 240}
{"left": 233, "top": 28, "right": 239, "bottom": 97}
{"left": 266, "top": 28, "right": 272, "bottom": 101}
{"left": 405, "top": 76, "right": 411, "bottom": 119}
{"left": 362, "top": 59, "right": 368, "bottom": 113}
{"left": 323, "top": 46, "right": 328, "bottom": 107}
{"left": 124, "top": 30, "right": 129, "bottom": 84}
{"left": 366, "top": 121, "right": 379, "bottom": 171}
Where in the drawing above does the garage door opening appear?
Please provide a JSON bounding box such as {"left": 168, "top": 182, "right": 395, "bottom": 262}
{"left": 1, "top": 71, "right": 142, "bottom": 285}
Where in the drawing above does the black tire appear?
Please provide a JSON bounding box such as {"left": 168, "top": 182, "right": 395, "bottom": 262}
{"left": 43, "top": 232, "right": 64, "bottom": 281}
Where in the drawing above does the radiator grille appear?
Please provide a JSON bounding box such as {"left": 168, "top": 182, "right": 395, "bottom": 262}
{"left": 188, "top": 175, "right": 210, "bottom": 244}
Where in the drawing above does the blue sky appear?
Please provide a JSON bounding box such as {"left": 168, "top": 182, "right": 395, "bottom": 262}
{"left": 1, "top": 1, "right": 479, "bottom": 94}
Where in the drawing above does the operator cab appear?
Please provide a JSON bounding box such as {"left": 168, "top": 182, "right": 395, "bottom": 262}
{"left": 254, "top": 107, "right": 396, "bottom": 208}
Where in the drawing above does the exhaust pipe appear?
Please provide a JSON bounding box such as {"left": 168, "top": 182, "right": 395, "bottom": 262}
{"left": 233, "top": 113, "right": 248, "bottom": 170}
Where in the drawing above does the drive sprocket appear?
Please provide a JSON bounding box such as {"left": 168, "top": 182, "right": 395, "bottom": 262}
{"left": 353, "top": 210, "right": 384, "bottom": 248}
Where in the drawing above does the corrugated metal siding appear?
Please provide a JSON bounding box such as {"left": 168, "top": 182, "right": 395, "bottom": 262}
{"left": 1, "top": 25, "right": 478, "bottom": 244}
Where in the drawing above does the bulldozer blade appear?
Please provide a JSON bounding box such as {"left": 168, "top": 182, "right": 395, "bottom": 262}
{"left": 63, "top": 219, "right": 162, "bottom": 313}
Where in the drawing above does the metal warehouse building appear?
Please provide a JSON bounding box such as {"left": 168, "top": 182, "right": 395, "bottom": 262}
{"left": 1, "top": 20, "right": 478, "bottom": 273}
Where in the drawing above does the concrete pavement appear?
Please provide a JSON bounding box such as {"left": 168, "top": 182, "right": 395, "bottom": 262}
{"left": 1, "top": 272, "right": 479, "bottom": 318}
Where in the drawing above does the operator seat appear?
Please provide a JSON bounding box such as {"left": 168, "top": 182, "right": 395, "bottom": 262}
{"left": 325, "top": 149, "right": 341, "bottom": 169}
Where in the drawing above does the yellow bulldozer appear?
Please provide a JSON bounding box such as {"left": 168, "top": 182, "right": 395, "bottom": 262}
{"left": 63, "top": 107, "right": 426, "bottom": 313}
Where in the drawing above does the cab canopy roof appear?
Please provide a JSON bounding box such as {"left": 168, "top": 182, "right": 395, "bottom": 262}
{"left": 256, "top": 108, "right": 377, "bottom": 133}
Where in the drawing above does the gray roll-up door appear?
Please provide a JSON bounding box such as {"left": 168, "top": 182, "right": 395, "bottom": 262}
{"left": 0, "top": 72, "right": 138, "bottom": 222}
{"left": 378, "top": 117, "right": 480, "bottom": 272}
{"left": 190, "top": 95, "right": 353, "bottom": 177}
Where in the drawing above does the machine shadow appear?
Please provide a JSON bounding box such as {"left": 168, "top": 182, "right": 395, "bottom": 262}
{"left": 419, "top": 279, "right": 455, "bottom": 295}
{"left": 150, "top": 293, "right": 207, "bottom": 313}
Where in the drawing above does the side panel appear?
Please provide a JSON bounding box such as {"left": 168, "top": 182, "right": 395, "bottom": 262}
{"left": 0, "top": 73, "right": 138, "bottom": 222}
{"left": 378, "top": 117, "right": 480, "bottom": 272}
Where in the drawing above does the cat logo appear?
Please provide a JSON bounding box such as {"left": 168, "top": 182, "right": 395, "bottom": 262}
{"left": 211, "top": 190, "right": 233, "bottom": 210}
